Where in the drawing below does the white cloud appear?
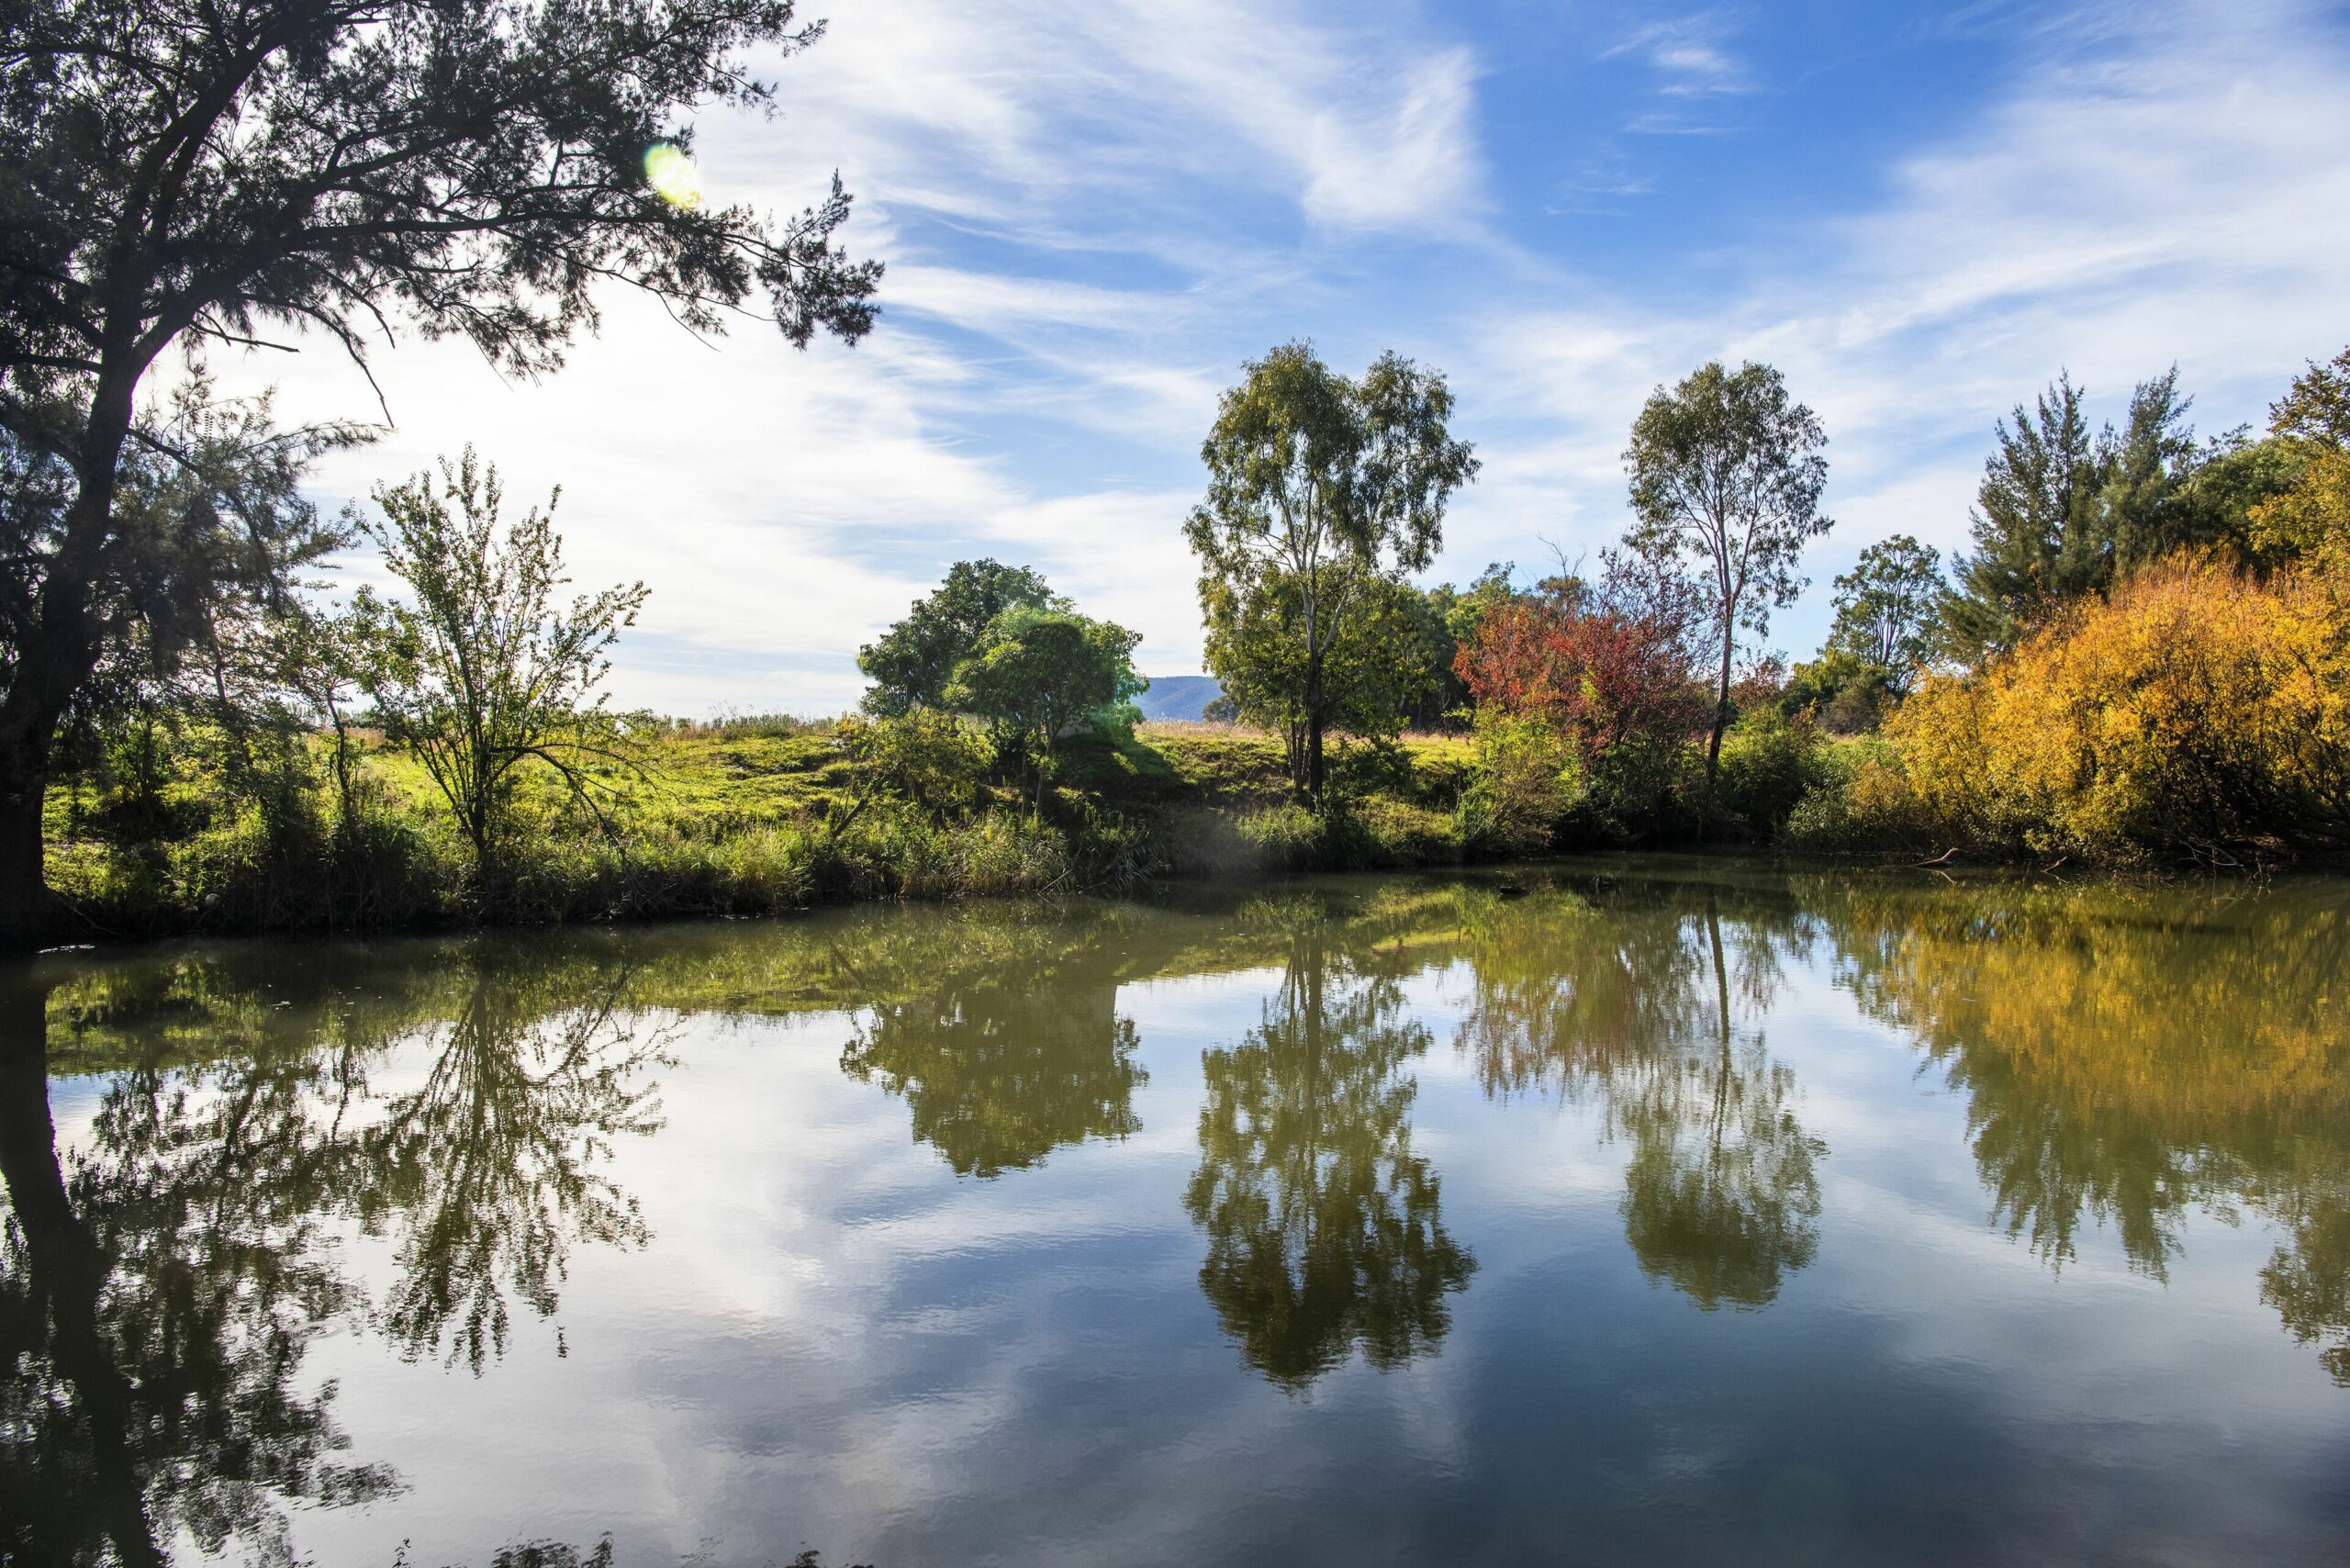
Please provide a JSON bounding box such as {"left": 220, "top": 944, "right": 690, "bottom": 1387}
{"left": 1301, "top": 49, "right": 1487, "bottom": 231}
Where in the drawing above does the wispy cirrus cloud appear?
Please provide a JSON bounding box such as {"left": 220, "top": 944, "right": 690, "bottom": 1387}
{"left": 1606, "top": 9, "right": 1754, "bottom": 96}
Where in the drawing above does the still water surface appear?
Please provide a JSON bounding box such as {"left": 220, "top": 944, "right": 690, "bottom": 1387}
{"left": 7, "top": 858, "right": 2350, "bottom": 1565}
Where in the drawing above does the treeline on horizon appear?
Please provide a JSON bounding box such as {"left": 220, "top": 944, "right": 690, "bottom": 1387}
{"left": 834, "top": 339, "right": 2350, "bottom": 873}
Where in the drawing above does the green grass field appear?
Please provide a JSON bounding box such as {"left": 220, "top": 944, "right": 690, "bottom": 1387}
{"left": 41, "top": 718, "right": 1497, "bottom": 940}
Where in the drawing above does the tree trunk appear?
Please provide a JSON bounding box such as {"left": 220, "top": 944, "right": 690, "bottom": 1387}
{"left": 0, "top": 973, "right": 169, "bottom": 1566}
{"left": 0, "top": 763, "right": 54, "bottom": 950}
{"left": 0, "top": 369, "right": 139, "bottom": 952}
{"left": 1706, "top": 618, "right": 1734, "bottom": 797}
{"left": 1304, "top": 657, "right": 1327, "bottom": 806}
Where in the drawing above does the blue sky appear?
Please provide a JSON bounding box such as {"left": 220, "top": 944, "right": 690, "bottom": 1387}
{"left": 255, "top": 0, "right": 2350, "bottom": 714}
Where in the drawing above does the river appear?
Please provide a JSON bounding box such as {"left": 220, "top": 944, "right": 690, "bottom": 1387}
{"left": 6, "top": 857, "right": 2347, "bottom": 1565}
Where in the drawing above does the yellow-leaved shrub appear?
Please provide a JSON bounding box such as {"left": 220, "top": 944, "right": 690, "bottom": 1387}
{"left": 1792, "top": 556, "right": 2350, "bottom": 860}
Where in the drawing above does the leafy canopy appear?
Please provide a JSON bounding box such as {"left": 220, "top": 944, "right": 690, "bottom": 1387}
{"left": 1935, "top": 366, "right": 2300, "bottom": 661}
{"left": 943, "top": 604, "right": 1144, "bottom": 786}
{"left": 858, "top": 559, "right": 1064, "bottom": 717}
{"left": 1186, "top": 341, "right": 1477, "bottom": 799}
{"left": 1828, "top": 534, "right": 1942, "bottom": 691}
{"left": 2249, "top": 344, "right": 2350, "bottom": 568}
{"left": 1624, "top": 359, "right": 1831, "bottom": 781}
{"left": 0, "top": 0, "right": 878, "bottom": 942}
{"left": 1, "top": 0, "right": 880, "bottom": 424}
{"left": 1201, "top": 564, "right": 1436, "bottom": 782}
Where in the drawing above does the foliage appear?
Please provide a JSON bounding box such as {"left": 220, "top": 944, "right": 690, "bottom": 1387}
{"left": 1827, "top": 534, "right": 1942, "bottom": 693}
{"left": 943, "top": 604, "right": 1144, "bottom": 799}
{"left": 1461, "top": 708, "right": 1583, "bottom": 853}
{"left": 1201, "top": 564, "right": 1437, "bottom": 786}
{"left": 824, "top": 709, "right": 991, "bottom": 839}
{"left": 352, "top": 451, "right": 647, "bottom": 884}
{"left": 1712, "top": 708, "right": 1833, "bottom": 840}
{"left": 1623, "top": 360, "right": 1832, "bottom": 788}
{"left": 1935, "top": 366, "right": 2300, "bottom": 662}
{"left": 1792, "top": 555, "right": 2350, "bottom": 860}
{"left": 1453, "top": 556, "right": 1705, "bottom": 759}
{"left": 857, "top": 559, "right": 1064, "bottom": 716}
{"left": 0, "top": 0, "right": 878, "bottom": 946}
{"left": 1453, "top": 552, "right": 1710, "bottom": 838}
{"left": 1781, "top": 648, "right": 1894, "bottom": 734}
{"left": 1402, "top": 563, "right": 1516, "bottom": 728}
{"left": 2248, "top": 344, "right": 2350, "bottom": 570}
{"left": 1186, "top": 341, "right": 1479, "bottom": 801}
{"left": 0, "top": 378, "right": 362, "bottom": 937}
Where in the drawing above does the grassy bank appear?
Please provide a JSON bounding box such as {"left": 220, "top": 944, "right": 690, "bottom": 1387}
{"left": 39, "top": 719, "right": 1511, "bottom": 940}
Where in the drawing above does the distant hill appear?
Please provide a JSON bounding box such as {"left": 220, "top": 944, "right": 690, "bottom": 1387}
{"left": 1133, "top": 674, "right": 1225, "bottom": 722}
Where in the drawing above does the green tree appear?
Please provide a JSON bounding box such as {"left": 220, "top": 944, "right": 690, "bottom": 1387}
{"left": 2249, "top": 344, "right": 2350, "bottom": 567}
{"left": 822, "top": 708, "right": 991, "bottom": 842}
{"left": 1624, "top": 361, "right": 1832, "bottom": 793}
{"left": 2, "top": 379, "right": 358, "bottom": 913}
{"left": 1201, "top": 564, "right": 1435, "bottom": 787}
{"left": 1827, "top": 534, "right": 1942, "bottom": 694}
{"left": 0, "top": 0, "right": 879, "bottom": 949}
{"left": 1940, "top": 374, "right": 2102, "bottom": 661}
{"left": 943, "top": 605, "right": 1143, "bottom": 804}
{"left": 352, "top": 450, "right": 647, "bottom": 885}
{"left": 1186, "top": 342, "right": 1479, "bottom": 803}
{"left": 1404, "top": 563, "right": 1516, "bottom": 729}
{"left": 858, "top": 560, "right": 1064, "bottom": 716}
{"left": 1940, "top": 368, "right": 2216, "bottom": 662}
{"left": 2092, "top": 366, "right": 2201, "bottom": 570}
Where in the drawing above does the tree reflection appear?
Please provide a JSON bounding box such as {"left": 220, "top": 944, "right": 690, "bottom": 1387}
{"left": 0, "top": 969, "right": 396, "bottom": 1568}
{"left": 0, "top": 938, "right": 667, "bottom": 1562}
{"left": 1454, "top": 881, "right": 1824, "bottom": 1311}
{"left": 840, "top": 935, "right": 1146, "bottom": 1178}
{"left": 1822, "top": 875, "right": 2350, "bottom": 1383}
{"left": 352, "top": 961, "right": 669, "bottom": 1372}
{"left": 1617, "top": 902, "right": 1822, "bottom": 1309}
{"left": 1185, "top": 911, "right": 1473, "bottom": 1389}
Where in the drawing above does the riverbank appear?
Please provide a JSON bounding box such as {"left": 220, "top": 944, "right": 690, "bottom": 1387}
{"left": 38, "top": 719, "right": 1515, "bottom": 942}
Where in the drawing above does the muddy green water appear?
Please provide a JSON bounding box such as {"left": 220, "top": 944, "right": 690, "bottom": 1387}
{"left": 6, "top": 858, "right": 2349, "bottom": 1566}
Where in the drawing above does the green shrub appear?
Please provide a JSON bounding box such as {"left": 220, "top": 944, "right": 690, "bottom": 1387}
{"left": 1716, "top": 709, "right": 1834, "bottom": 839}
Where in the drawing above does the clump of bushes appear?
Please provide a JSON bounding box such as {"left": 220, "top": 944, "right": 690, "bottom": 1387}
{"left": 1787, "top": 557, "right": 2350, "bottom": 862}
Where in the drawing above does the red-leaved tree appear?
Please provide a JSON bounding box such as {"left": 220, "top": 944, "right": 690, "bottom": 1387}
{"left": 1455, "top": 553, "right": 1707, "bottom": 762}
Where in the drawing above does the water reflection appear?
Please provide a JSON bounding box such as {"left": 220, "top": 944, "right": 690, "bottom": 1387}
{"left": 5, "top": 864, "right": 2350, "bottom": 1561}
{"left": 1822, "top": 875, "right": 2350, "bottom": 1384}
{"left": 840, "top": 926, "right": 1145, "bottom": 1178}
{"left": 1453, "top": 883, "right": 1824, "bottom": 1310}
{"left": 1184, "top": 900, "right": 1474, "bottom": 1390}
{"left": 0, "top": 969, "right": 396, "bottom": 1567}
{"left": 352, "top": 962, "right": 669, "bottom": 1372}
{"left": 0, "top": 944, "right": 666, "bottom": 1562}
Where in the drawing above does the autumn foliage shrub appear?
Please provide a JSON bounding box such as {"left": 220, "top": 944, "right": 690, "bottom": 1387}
{"left": 1790, "top": 556, "right": 2350, "bottom": 860}
{"left": 1454, "top": 561, "right": 1710, "bottom": 842}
